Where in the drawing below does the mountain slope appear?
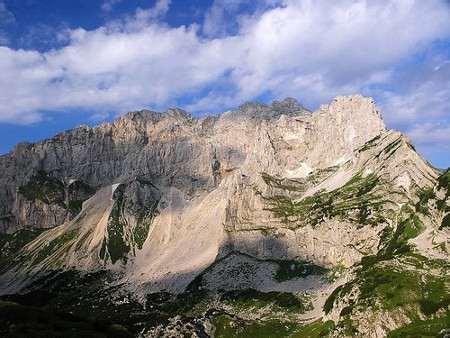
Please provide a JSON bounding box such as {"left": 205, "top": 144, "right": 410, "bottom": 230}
{"left": 0, "top": 95, "right": 448, "bottom": 337}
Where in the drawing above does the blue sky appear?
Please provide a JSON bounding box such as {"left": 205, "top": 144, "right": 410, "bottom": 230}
{"left": 0, "top": 0, "right": 449, "bottom": 168}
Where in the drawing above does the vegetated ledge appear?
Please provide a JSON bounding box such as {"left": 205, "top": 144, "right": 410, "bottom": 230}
{"left": 321, "top": 211, "right": 449, "bottom": 337}
{"left": 259, "top": 171, "right": 393, "bottom": 228}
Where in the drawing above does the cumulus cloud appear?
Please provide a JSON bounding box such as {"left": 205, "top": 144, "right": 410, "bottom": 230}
{"left": 379, "top": 49, "right": 450, "bottom": 151}
{"left": 0, "top": 0, "right": 449, "bottom": 133}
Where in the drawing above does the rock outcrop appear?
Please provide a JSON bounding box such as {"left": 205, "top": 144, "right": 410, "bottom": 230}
{"left": 0, "top": 95, "right": 448, "bottom": 337}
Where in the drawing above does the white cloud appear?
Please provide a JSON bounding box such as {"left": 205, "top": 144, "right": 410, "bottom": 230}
{"left": 101, "top": 0, "right": 121, "bottom": 12}
{"left": 0, "top": 30, "right": 9, "bottom": 45}
{"left": 377, "top": 56, "right": 450, "bottom": 166}
{"left": 408, "top": 122, "right": 450, "bottom": 147}
{"left": 90, "top": 111, "right": 112, "bottom": 122}
{"left": 0, "top": 1, "right": 15, "bottom": 25}
{"left": 202, "top": 0, "right": 248, "bottom": 37}
{"left": 380, "top": 58, "right": 450, "bottom": 126}
{"left": 126, "top": 0, "right": 172, "bottom": 31}
{"left": 0, "top": 0, "right": 449, "bottom": 132}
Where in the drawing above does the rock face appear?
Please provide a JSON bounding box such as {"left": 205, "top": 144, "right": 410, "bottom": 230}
{"left": 0, "top": 95, "right": 448, "bottom": 337}
{"left": 0, "top": 95, "right": 440, "bottom": 266}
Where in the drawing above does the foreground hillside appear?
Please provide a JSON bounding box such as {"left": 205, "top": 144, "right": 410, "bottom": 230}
{"left": 0, "top": 95, "right": 448, "bottom": 337}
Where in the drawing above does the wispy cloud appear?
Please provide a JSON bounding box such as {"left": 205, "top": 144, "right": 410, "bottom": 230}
{"left": 125, "top": 0, "right": 172, "bottom": 31}
{"left": 0, "top": 1, "right": 15, "bottom": 25}
{"left": 101, "top": 0, "right": 122, "bottom": 12}
{"left": 0, "top": 30, "right": 9, "bottom": 45}
{"left": 0, "top": 0, "right": 449, "bottom": 138}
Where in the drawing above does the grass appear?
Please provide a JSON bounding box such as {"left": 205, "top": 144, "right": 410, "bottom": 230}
{"left": 290, "top": 319, "right": 335, "bottom": 338}
{"left": 18, "top": 171, "right": 95, "bottom": 218}
{"left": 19, "top": 171, "right": 64, "bottom": 204}
{"left": 323, "top": 200, "right": 444, "bottom": 321}
{"left": 440, "top": 214, "right": 450, "bottom": 229}
{"left": 359, "top": 212, "right": 423, "bottom": 271}
{"left": 324, "top": 265, "right": 347, "bottom": 283}
{"left": 0, "top": 266, "right": 329, "bottom": 337}
{"left": 2, "top": 270, "right": 149, "bottom": 334}
{"left": 415, "top": 188, "right": 435, "bottom": 215}
{"left": 68, "top": 200, "right": 84, "bottom": 215}
{"left": 387, "top": 313, "right": 450, "bottom": 338}
{"left": 133, "top": 199, "right": 159, "bottom": 249}
{"left": 212, "top": 315, "right": 335, "bottom": 338}
{"left": 383, "top": 137, "right": 403, "bottom": 155}
{"left": 3, "top": 274, "right": 321, "bottom": 338}
{"left": 358, "top": 134, "right": 381, "bottom": 152}
{"left": 105, "top": 181, "right": 161, "bottom": 262}
{"left": 32, "top": 228, "right": 80, "bottom": 265}
{"left": 261, "top": 172, "right": 304, "bottom": 192}
{"left": 325, "top": 256, "right": 449, "bottom": 332}
{"left": 212, "top": 314, "right": 304, "bottom": 338}
{"left": 323, "top": 283, "right": 353, "bottom": 315}
{"left": 0, "top": 228, "right": 48, "bottom": 272}
{"left": 323, "top": 258, "right": 449, "bottom": 338}
{"left": 437, "top": 168, "right": 450, "bottom": 192}
{"left": 106, "top": 186, "right": 130, "bottom": 264}
{"left": 435, "top": 169, "right": 450, "bottom": 213}
{"left": 0, "top": 233, "right": 11, "bottom": 249}
{"left": 0, "top": 300, "right": 133, "bottom": 338}
{"left": 261, "top": 171, "right": 389, "bottom": 228}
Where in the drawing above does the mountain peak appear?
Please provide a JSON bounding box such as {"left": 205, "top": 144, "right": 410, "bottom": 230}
{"left": 270, "top": 97, "right": 309, "bottom": 116}
{"left": 163, "top": 108, "right": 191, "bottom": 120}
{"left": 0, "top": 93, "right": 447, "bottom": 337}
{"left": 334, "top": 94, "right": 385, "bottom": 132}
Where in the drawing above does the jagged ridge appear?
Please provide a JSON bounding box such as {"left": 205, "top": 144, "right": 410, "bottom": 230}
{"left": 0, "top": 95, "right": 448, "bottom": 337}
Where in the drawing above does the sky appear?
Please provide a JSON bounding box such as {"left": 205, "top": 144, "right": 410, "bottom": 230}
{"left": 0, "top": 0, "right": 449, "bottom": 168}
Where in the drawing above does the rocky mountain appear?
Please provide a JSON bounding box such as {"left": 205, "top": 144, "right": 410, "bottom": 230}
{"left": 0, "top": 95, "right": 448, "bottom": 337}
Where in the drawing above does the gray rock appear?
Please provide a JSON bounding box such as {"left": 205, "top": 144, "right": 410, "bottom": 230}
{"left": 0, "top": 94, "right": 445, "bottom": 299}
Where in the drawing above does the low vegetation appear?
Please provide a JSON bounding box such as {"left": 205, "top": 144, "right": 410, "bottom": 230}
{"left": 0, "top": 299, "right": 133, "bottom": 338}
{"left": 358, "top": 134, "right": 381, "bottom": 152}
{"left": 106, "top": 186, "right": 130, "bottom": 265}
{"left": 0, "top": 228, "right": 48, "bottom": 273}
{"left": 261, "top": 171, "right": 391, "bottom": 228}
{"left": 322, "top": 201, "right": 449, "bottom": 336}
{"left": 18, "top": 170, "right": 95, "bottom": 217}
{"left": 19, "top": 171, "right": 65, "bottom": 204}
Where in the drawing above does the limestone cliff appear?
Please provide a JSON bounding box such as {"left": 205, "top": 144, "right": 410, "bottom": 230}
{"left": 0, "top": 95, "right": 448, "bottom": 338}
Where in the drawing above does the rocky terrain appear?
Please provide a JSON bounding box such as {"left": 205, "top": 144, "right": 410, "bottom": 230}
{"left": 0, "top": 95, "right": 448, "bottom": 337}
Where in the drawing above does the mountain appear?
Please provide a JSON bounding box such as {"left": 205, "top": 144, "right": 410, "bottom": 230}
{"left": 0, "top": 95, "right": 448, "bottom": 337}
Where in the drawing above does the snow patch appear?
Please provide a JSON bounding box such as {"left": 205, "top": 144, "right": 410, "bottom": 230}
{"left": 69, "top": 179, "right": 77, "bottom": 185}
{"left": 112, "top": 183, "right": 121, "bottom": 194}
{"left": 286, "top": 162, "right": 313, "bottom": 179}
{"left": 332, "top": 156, "right": 350, "bottom": 166}
{"left": 303, "top": 170, "right": 353, "bottom": 197}
{"left": 362, "top": 169, "right": 373, "bottom": 178}
{"left": 396, "top": 203, "right": 405, "bottom": 210}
